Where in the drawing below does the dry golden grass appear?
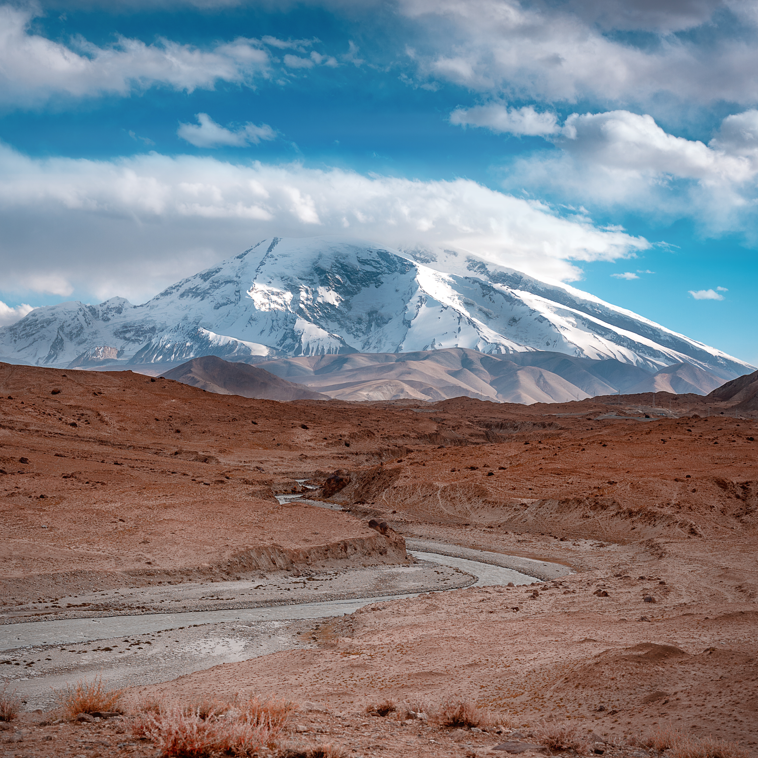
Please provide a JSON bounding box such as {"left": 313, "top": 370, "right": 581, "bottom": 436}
{"left": 0, "top": 683, "right": 22, "bottom": 722}
{"left": 234, "top": 693, "right": 298, "bottom": 730}
{"left": 534, "top": 721, "right": 590, "bottom": 753}
{"left": 432, "top": 698, "right": 491, "bottom": 729}
{"left": 644, "top": 726, "right": 749, "bottom": 758}
{"left": 53, "top": 676, "right": 123, "bottom": 720}
{"left": 129, "top": 694, "right": 298, "bottom": 757}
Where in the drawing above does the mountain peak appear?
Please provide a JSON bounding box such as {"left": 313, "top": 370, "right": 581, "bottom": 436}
{"left": 0, "top": 237, "right": 753, "bottom": 384}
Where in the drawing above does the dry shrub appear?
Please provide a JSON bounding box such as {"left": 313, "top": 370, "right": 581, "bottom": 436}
{"left": 54, "top": 676, "right": 123, "bottom": 720}
{"left": 125, "top": 692, "right": 166, "bottom": 717}
{"left": 433, "top": 698, "right": 490, "bottom": 729}
{"left": 281, "top": 745, "right": 344, "bottom": 758}
{"left": 644, "top": 726, "right": 749, "bottom": 758}
{"left": 235, "top": 694, "right": 297, "bottom": 730}
{"left": 132, "top": 706, "right": 244, "bottom": 757}
{"left": 366, "top": 699, "right": 397, "bottom": 717}
{"left": 129, "top": 694, "right": 298, "bottom": 757}
{"left": 0, "top": 683, "right": 22, "bottom": 722}
{"left": 184, "top": 696, "right": 231, "bottom": 721}
{"left": 535, "top": 721, "right": 590, "bottom": 753}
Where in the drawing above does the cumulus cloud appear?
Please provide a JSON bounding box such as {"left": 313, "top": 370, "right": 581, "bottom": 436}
{"left": 0, "top": 142, "right": 648, "bottom": 303}
{"left": 563, "top": 0, "right": 724, "bottom": 33}
{"left": 689, "top": 288, "right": 727, "bottom": 300}
{"left": 177, "top": 114, "right": 276, "bottom": 148}
{"left": 398, "top": 0, "right": 758, "bottom": 105}
{"left": 450, "top": 103, "right": 559, "bottom": 136}
{"left": 0, "top": 301, "right": 34, "bottom": 327}
{"left": 283, "top": 53, "right": 315, "bottom": 69}
{"left": 611, "top": 272, "right": 639, "bottom": 280}
{"left": 282, "top": 51, "right": 338, "bottom": 69}
{"left": 500, "top": 109, "right": 758, "bottom": 236}
{"left": 0, "top": 5, "right": 270, "bottom": 106}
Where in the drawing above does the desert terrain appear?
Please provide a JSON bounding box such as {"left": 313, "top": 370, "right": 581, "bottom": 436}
{"left": 1, "top": 359, "right": 757, "bottom": 757}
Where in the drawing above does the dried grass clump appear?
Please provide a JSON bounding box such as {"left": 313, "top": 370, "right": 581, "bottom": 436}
{"left": 129, "top": 694, "right": 298, "bottom": 757}
{"left": 131, "top": 705, "right": 272, "bottom": 757}
{"left": 281, "top": 745, "right": 344, "bottom": 758}
{"left": 53, "top": 676, "right": 123, "bottom": 720}
{"left": 396, "top": 699, "right": 431, "bottom": 721}
{"left": 184, "top": 696, "right": 230, "bottom": 721}
{"left": 535, "top": 721, "right": 590, "bottom": 753}
{"left": 236, "top": 694, "right": 298, "bottom": 730}
{"left": 0, "top": 683, "right": 22, "bottom": 722}
{"left": 365, "top": 699, "right": 397, "bottom": 717}
{"left": 644, "top": 726, "right": 749, "bottom": 758}
{"left": 433, "top": 698, "right": 490, "bottom": 729}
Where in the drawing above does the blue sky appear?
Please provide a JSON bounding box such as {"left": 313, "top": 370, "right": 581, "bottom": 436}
{"left": 0, "top": 0, "right": 756, "bottom": 365}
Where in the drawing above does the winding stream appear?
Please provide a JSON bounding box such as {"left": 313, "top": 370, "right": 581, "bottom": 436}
{"left": 0, "top": 498, "right": 571, "bottom": 709}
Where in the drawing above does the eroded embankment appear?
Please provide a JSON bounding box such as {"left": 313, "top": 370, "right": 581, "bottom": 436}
{"left": 322, "top": 445, "right": 758, "bottom": 542}
{"left": 0, "top": 530, "right": 408, "bottom": 609}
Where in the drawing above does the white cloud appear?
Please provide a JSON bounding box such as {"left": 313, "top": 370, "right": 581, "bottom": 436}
{"left": 398, "top": 0, "right": 758, "bottom": 105}
{"left": 260, "top": 36, "right": 314, "bottom": 51}
{"left": 689, "top": 289, "right": 726, "bottom": 300}
{"left": 310, "top": 51, "right": 339, "bottom": 67}
{"left": 450, "top": 103, "right": 559, "bottom": 136}
{"left": 0, "top": 5, "right": 270, "bottom": 106}
{"left": 717, "top": 286, "right": 728, "bottom": 291}
{"left": 611, "top": 272, "right": 639, "bottom": 280}
{"left": 177, "top": 114, "right": 276, "bottom": 148}
{"left": 0, "top": 142, "right": 648, "bottom": 303}
{"left": 501, "top": 109, "right": 758, "bottom": 236}
{"left": 559, "top": 111, "right": 753, "bottom": 182}
{"left": 0, "top": 301, "right": 34, "bottom": 327}
{"left": 710, "top": 110, "right": 758, "bottom": 156}
{"left": 283, "top": 54, "right": 315, "bottom": 69}
{"left": 563, "top": 0, "right": 724, "bottom": 33}
{"left": 343, "top": 41, "right": 365, "bottom": 67}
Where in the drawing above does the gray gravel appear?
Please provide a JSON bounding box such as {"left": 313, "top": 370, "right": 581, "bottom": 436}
{"left": 0, "top": 546, "right": 558, "bottom": 710}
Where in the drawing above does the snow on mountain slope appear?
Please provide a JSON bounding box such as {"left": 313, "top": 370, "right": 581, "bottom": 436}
{"left": 0, "top": 237, "right": 752, "bottom": 381}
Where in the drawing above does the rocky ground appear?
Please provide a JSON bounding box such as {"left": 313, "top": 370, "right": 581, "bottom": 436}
{"left": 1, "top": 703, "right": 680, "bottom": 758}
{"left": 1, "top": 361, "right": 757, "bottom": 756}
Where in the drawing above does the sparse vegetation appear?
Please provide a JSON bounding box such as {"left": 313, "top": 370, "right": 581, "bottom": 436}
{"left": 0, "top": 683, "right": 22, "bottom": 722}
{"left": 53, "top": 676, "right": 123, "bottom": 720}
{"left": 366, "top": 698, "right": 397, "bottom": 717}
{"left": 432, "top": 698, "right": 490, "bottom": 729}
{"left": 644, "top": 726, "right": 749, "bottom": 758}
{"left": 534, "top": 720, "right": 590, "bottom": 753}
{"left": 396, "top": 699, "right": 431, "bottom": 721}
{"left": 281, "top": 745, "right": 345, "bottom": 758}
{"left": 129, "top": 694, "right": 298, "bottom": 757}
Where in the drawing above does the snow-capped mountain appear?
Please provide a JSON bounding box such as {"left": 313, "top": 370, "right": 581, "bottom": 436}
{"left": 0, "top": 237, "right": 752, "bottom": 380}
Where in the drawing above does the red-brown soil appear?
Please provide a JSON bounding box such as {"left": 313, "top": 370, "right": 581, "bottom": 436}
{"left": 1, "top": 361, "right": 757, "bottom": 755}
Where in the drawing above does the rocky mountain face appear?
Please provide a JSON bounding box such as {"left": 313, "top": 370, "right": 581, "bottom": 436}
{"left": 707, "top": 368, "right": 758, "bottom": 411}
{"left": 0, "top": 237, "right": 752, "bottom": 385}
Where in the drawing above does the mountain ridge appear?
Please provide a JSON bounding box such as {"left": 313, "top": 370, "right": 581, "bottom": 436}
{"left": 0, "top": 237, "right": 752, "bottom": 384}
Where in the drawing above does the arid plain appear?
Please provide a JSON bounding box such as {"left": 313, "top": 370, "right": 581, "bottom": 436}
{"left": 1, "top": 360, "right": 757, "bottom": 757}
